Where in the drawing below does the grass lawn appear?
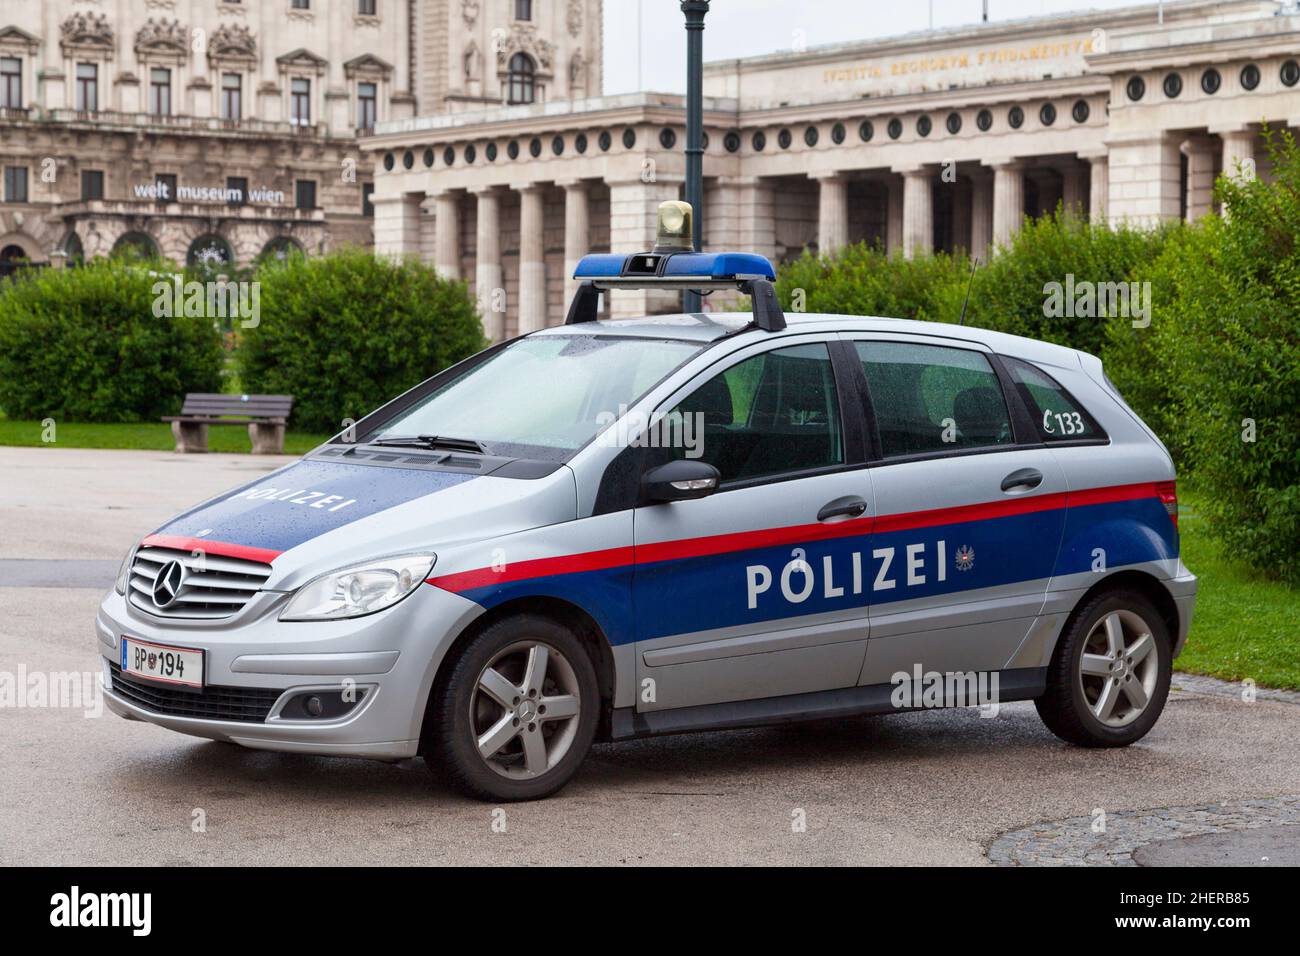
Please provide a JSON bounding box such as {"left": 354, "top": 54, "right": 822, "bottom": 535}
{"left": 0, "top": 418, "right": 328, "bottom": 456}
{"left": 1175, "top": 492, "right": 1299, "bottom": 690}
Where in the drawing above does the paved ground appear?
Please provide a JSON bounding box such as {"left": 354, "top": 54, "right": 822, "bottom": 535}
{"left": 1, "top": 447, "right": 1297, "bottom": 866}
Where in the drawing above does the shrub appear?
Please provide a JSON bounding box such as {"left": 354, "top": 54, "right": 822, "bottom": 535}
{"left": 238, "top": 248, "right": 487, "bottom": 433}
{"left": 0, "top": 259, "right": 222, "bottom": 422}
{"left": 774, "top": 242, "right": 970, "bottom": 323}
{"left": 964, "top": 209, "right": 1175, "bottom": 357}
{"left": 1114, "top": 130, "right": 1300, "bottom": 584}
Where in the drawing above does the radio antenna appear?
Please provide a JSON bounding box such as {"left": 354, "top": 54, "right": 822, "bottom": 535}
{"left": 958, "top": 256, "right": 979, "bottom": 326}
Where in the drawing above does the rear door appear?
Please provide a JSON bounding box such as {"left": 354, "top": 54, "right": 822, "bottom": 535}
{"left": 843, "top": 335, "right": 1068, "bottom": 686}
{"left": 631, "top": 335, "right": 877, "bottom": 713}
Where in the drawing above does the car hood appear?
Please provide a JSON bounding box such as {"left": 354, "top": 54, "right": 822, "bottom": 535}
{"left": 142, "top": 454, "right": 578, "bottom": 590}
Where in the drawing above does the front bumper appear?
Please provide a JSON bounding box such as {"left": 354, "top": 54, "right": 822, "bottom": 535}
{"left": 96, "top": 582, "right": 483, "bottom": 760}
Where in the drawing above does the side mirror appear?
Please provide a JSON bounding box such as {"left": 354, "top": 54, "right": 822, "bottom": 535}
{"left": 642, "top": 459, "right": 721, "bottom": 503}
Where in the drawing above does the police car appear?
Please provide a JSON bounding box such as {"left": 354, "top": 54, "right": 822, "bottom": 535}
{"left": 98, "top": 201, "right": 1197, "bottom": 801}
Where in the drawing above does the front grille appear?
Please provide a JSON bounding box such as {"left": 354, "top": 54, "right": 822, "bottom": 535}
{"left": 109, "top": 662, "right": 283, "bottom": 723}
{"left": 128, "top": 545, "right": 272, "bottom": 619}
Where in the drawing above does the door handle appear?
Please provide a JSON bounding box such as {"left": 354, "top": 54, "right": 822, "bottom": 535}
{"left": 817, "top": 495, "right": 868, "bottom": 522}
{"left": 1000, "top": 467, "right": 1044, "bottom": 493}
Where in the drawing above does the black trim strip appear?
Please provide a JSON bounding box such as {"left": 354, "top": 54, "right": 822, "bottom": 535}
{"left": 608, "top": 667, "right": 1047, "bottom": 740}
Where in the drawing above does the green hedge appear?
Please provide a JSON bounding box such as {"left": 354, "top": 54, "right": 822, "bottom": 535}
{"left": 964, "top": 210, "right": 1173, "bottom": 356}
{"left": 0, "top": 259, "right": 222, "bottom": 422}
{"left": 1107, "top": 130, "right": 1300, "bottom": 585}
{"left": 237, "top": 248, "right": 487, "bottom": 433}
{"left": 775, "top": 243, "right": 969, "bottom": 323}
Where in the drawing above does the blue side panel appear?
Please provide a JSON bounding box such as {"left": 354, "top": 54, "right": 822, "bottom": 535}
{"left": 457, "top": 567, "right": 638, "bottom": 649}
{"left": 155, "top": 459, "right": 475, "bottom": 553}
{"left": 1054, "top": 498, "right": 1178, "bottom": 576}
{"left": 456, "top": 499, "right": 1174, "bottom": 648}
{"left": 633, "top": 509, "right": 1066, "bottom": 643}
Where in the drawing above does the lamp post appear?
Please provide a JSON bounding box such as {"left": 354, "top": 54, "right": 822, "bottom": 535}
{"left": 681, "top": 0, "right": 709, "bottom": 313}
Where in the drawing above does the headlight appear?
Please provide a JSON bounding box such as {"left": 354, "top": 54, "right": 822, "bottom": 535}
{"left": 114, "top": 544, "right": 137, "bottom": 595}
{"left": 279, "top": 554, "right": 435, "bottom": 621}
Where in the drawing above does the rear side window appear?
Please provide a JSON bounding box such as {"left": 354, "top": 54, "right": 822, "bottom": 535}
{"left": 855, "top": 341, "right": 1013, "bottom": 457}
{"left": 665, "top": 342, "right": 843, "bottom": 484}
{"left": 1004, "top": 357, "right": 1104, "bottom": 442}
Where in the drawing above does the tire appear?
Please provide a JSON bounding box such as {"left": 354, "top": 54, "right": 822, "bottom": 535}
{"left": 425, "top": 614, "right": 600, "bottom": 801}
{"left": 1035, "top": 588, "right": 1171, "bottom": 747}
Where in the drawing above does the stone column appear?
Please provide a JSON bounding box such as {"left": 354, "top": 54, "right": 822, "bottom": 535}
{"left": 1085, "top": 153, "right": 1109, "bottom": 224}
{"left": 812, "top": 172, "right": 849, "bottom": 257}
{"left": 1104, "top": 133, "right": 1181, "bottom": 227}
{"left": 1220, "top": 127, "right": 1256, "bottom": 185}
{"left": 989, "top": 160, "right": 1025, "bottom": 249}
{"left": 886, "top": 177, "right": 903, "bottom": 255}
{"left": 607, "top": 177, "right": 683, "bottom": 318}
{"left": 897, "top": 166, "right": 933, "bottom": 259}
{"left": 473, "top": 186, "right": 504, "bottom": 341}
{"left": 433, "top": 191, "right": 461, "bottom": 280}
{"left": 1180, "top": 135, "right": 1216, "bottom": 221}
{"left": 969, "top": 172, "right": 993, "bottom": 262}
{"left": 951, "top": 176, "right": 972, "bottom": 255}
{"left": 517, "top": 184, "right": 547, "bottom": 333}
{"left": 1062, "top": 162, "right": 1089, "bottom": 216}
{"left": 372, "top": 193, "right": 424, "bottom": 257}
{"left": 561, "top": 180, "right": 590, "bottom": 307}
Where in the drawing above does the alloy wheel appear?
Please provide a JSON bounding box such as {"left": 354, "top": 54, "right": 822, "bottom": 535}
{"left": 1077, "top": 609, "right": 1159, "bottom": 728}
{"left": 470, "top": 641, "right": 582, "bottom": 780}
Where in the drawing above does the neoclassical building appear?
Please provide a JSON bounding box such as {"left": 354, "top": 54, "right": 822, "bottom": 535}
{"left": 0, "top": 0, "right": 600, "bottom": 269}
{"left": 367, "top": 0, "right": 1300, "bottom": 338}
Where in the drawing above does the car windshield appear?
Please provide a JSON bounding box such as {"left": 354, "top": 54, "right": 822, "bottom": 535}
{"left": 369, "top": 333, "right": 705, "bottom": 461}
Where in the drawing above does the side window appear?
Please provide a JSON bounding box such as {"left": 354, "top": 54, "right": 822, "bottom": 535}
{"left": 855, "top": 341, "right": 1013, "bottom": 457}
{"left": 664, "top": 342, "right": 843, "bottom": 484}
{"left": 1004, "top": 357, "right": 1104, "bottom": 442}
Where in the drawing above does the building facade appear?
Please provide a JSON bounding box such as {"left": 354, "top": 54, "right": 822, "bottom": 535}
{"left": 0, "top": 0, "right": 599, "bottom": 269}
{"left": 366, "top": 0, "right": 1300, "bottom": 338}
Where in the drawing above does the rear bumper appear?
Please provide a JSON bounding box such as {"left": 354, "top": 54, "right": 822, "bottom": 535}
{"left": 1167, "top": 562, "right": 1198, "bottom": 658}
{"left": 96, "top": 582, "right": 484, "bottom": 761}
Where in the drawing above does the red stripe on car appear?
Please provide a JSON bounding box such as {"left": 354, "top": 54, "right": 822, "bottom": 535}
{"left": 141, "top": 534, "right": 282, "bottom": 565}
{"left": 426, "top": 480, "right": 1167, "bottom": 595}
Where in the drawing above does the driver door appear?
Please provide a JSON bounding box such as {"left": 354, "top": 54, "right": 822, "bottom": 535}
{"left": 631, "top": 337, "right": 876, "bottom": 714}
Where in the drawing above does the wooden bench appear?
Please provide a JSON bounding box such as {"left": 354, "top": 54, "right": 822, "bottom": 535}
{"left": 163, "top": 393, "right": 294, "bottom": 454}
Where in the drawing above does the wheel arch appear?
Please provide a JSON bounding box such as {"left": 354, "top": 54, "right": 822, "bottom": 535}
{"left": 420, "top": 595, "right": 618, "bottom": 752}
{"left": 1066, "top": 569, "right": 1180, "bottom": 653}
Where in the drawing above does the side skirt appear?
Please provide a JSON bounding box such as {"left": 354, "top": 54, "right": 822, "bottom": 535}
{"left": 608, "top": 667, "right": 1047, "bottom": 741}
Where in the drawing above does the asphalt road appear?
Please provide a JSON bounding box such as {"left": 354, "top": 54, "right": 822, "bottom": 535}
{"left": 2, "top": 447, "right": 1297, "bottom": 865}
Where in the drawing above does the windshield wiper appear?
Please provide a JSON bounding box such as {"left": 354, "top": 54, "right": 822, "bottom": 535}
{"left": 367, "top": 434, "right": 486, "bottom": 454}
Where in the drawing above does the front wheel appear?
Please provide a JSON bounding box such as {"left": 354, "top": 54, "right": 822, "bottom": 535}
{"left": 425, "top": 615, "right": 599, "bottom": 801}
{"left": 1035, "top": 589, "right": 1171, "bottom": 747}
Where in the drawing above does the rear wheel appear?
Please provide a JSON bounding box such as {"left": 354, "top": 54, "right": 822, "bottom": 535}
{"left": 426, "top": 614, "right": 599, "bottom": 801}
{"left": 1036, "top": 589, "right": 1171, "bottom": 747}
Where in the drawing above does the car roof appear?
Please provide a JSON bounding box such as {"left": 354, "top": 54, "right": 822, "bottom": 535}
{"left": 533, "top": 311, "right": 1085, "bottom": 368}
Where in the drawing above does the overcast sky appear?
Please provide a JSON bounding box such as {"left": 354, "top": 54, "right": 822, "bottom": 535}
{"left": 602, "top": 0, "right": 1173, "bottom": 94}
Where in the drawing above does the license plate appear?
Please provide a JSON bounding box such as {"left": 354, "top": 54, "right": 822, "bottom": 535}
{"left": 120, "top": 637, "right": 204, "bottom": 688}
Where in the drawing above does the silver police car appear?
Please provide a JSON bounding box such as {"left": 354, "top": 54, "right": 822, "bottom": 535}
{"left": 98, "top": 203, "right": 1196, "bottom": 801}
